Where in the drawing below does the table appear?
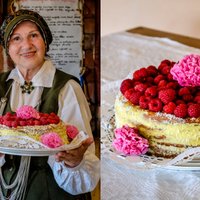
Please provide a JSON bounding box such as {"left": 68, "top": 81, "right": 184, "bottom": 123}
{"left": 101, "top": 27, "right": 200, "bottom": 200}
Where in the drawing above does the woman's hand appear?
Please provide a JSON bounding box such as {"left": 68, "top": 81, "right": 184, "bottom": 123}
{"left": 55, "top": 137, "right": 93, "bottom": 168}
{"left": 0, "top": 153, "right": 4, "bottom": 157}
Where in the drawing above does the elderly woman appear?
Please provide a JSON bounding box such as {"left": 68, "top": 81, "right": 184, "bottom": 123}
{"left": 0, "top": 9, "right": 99, "bottom": 200}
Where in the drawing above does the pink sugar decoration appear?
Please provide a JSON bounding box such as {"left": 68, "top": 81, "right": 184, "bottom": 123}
{"left": 66, "top": 125, "right": 79, "bottom": 139}
{"left": 112, "top": 125, "right": 149, "bottom": 156}
{"left": 16, "top": 105, "right": 40, "bottom": 119}
{"left": 170, "top": 54, "right": 200, "bottom": 86}
{"left": 40, "top": 132, "right": 63, "bottom": 148}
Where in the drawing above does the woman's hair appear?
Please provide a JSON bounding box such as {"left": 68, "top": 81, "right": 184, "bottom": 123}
{"left": 0, "top": 9, "right": 53, "bottom": 54}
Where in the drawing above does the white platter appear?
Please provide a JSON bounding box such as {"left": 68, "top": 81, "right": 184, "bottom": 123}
{"left": 0, "top": 131, "right": 88, "bottom": 156}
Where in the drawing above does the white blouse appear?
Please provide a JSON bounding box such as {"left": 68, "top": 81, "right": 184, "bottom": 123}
{"left": 0, "top": 59, "right": 100, "bottom": 195}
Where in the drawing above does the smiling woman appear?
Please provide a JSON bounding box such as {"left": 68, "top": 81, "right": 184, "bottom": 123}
{"left": 0, "top": 9, "right": 99, "bottom": 200}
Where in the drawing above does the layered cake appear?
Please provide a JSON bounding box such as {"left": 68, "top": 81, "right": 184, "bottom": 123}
{"left": 114, "top": 54, "right": 200, "bottom": 158}
{"left": 0, "top": 105, "right": 79, "bottom": 148}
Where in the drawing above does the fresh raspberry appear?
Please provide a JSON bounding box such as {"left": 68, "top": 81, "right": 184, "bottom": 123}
{"left": 160, "top": 59, "right": 172, "bottom": 66}
{"left": 146, "top": 77, "right": 154, "bottom": 84}
{"left": 174, "top": 104, "right": 188, "bottom": 118}
{"left": 120, "top": 79, "right": 133, "bottom": 94}
{"left": 194, "top": 96, "right": 200, "bottom": 104}
{"left": 166, "top": 82, "right": 178, "bottom": 89}
{"left": 19, "top": 120, "right": 27, "bottom": 126}
{"left": 154, "top": 74, "right": 165, "bottom": 85}
{"left": 182, "top": 94, "right": 193, "bottom": 102}
{"left": 160, "top": 65, "right": 171, "bottom": 75}
{"left": 145, "top": 86, "right": 158, "bottom": 97}
{"left": 158, "top": 89, "right": 176, "bottom": 104}
{"left": 124, "top": 88, "right": 135, "bottom": 100}
{"left": 158, "top": 80, "right": 168, "bottom": 88}
{"left": 176, "top": 99, "right": 185, "bottom": 105}
{"left": 134, "top": 83, "right": 148, "bottom": 93}
{"left": 178, "top": 87, "right": 191, "bottom": 96}
{"left": 146, "top": 65, "right": 158, "bottom": 77}
{"left": 167, "top": 73, "right": 174, "bottom": 81}
{"left": 34, "top": 120, "right": 41, "bottom": 125}
{"left": 163, "top": 102, "right": 176, "bottom": 114}
{"left": 148, "top": 99, "right": 163, "bottom": 112}
{"left": 133, "top": 68, "right": 148, "bottom": 81}
{"left": 139, "top": 96, "right": 151, "bottom": 109}
{"left": 188, "top": 104, "right": 200, "bottom": 118}
{"left": 3, "top": 120, "right": 12, "bottom": 127}
{"left": 11, "top": 121, "right": 18, "bottom": 128}
{"left": 129, "top": 92, "right": 142, "bottom": 105}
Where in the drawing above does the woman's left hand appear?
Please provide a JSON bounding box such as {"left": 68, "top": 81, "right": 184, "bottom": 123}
{"left": 55, "top": 137, "right": 93, "bottom": 168}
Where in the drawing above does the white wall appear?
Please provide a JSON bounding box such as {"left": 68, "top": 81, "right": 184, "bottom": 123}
{"left": 101, "top": 0, "right": 200, "bottom": 39}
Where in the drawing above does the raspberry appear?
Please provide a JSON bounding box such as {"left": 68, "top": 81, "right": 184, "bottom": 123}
{"left": 167, "top": 73, "right": 174, "bottom": 81}
{"left": 194, "top": 96, "right": 200, "bottom": 104}
{"left": 158, "top": 80, "right": 168, "bottom": 88}
{"left": 134, "top": 83, "right": 148, "bottom": 93}
{"left": 182, "top": 94, "right": 193, "bottom": 102}
{"left": 166, "top": 82, "right": 178, "bottom": 89}
{"left": 188, "top": 104, "right": 200, "bottom": 118}
{"left": 160, "top": 65, "right": 171, "bottom": 75}
{"left": 139, "top": 96, "right": 151, "bottom": 109}
{"left": 124, "top": 88, "right": 135, "bottom": 100}
{"left": 129, "top": 92, "right": 142, "bottom": 105}
{"left": 133, "top": 68, "right": 148, "bottom": 81}
{"left": 146, "top": 65, "right": 158, "bottom": 77}
{"left": 176, "top": 99, "right": 185, "bottom": 105}
{"left": 154, "top": 75, "right": 165, "bottom": 85}
{"left": 11, "top": 121, "right": 18, "bottom": 128}
{"left": 148, "top": 99, "right": 163, "bottom": 112}
{"left": 163, "top": 102, "right": 176, "bottom": 114}
{"left": 178, "top": 87, "right": 191, "bottom": 96}
{"left": 160, "top": 59, "right": 172, "bottom": 66}
{"left": 174, "top": 104, "right": 188, "bottom": 118}
{"left": 158, "top": 89, "right": 176, "bottom": 104}
{"left": 146, "top": 77, "right": 154, "bottom": 84}
{"left": 120, "top": 79, "right": 133, "bottom": 94}
{"left": 3, "top": 120, "right": 12, "bottom": 127}
{"left": 19, "top": 120, "right": 27, "bottom": 126}
{"left": 34, "top": 120, "right": 41, "bottom": 125}
{"left": 145, "top": 86, "right": 158, "bottom": 97}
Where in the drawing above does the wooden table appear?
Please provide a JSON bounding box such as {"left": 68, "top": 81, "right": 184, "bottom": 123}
{"left": 128, "top": 26, "right": 200, "bottom": 49}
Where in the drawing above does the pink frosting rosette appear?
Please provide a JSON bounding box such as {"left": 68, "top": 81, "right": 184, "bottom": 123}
{"left": 170, "top": 54, "right": 200, "bottom": 86}
{"left": 16, "top": 105, "right": 40, "bottom": 119}
{"left": 112, "top": 125, "right": 149, "bottom": 156}
{"left": 40, "top": 132, "right": 63, "bottom": 148}
{"left": 66, "top": 125, "right": 79, "bottom": 139}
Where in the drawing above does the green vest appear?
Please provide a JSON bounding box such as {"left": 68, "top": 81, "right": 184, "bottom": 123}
{"left": 0, "top": 70, "right": 91, "bottom": 200}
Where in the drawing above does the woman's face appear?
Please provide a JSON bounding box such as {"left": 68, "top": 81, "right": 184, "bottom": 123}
{"left": 8, "top": 21, "right": 46, "bottom": 71}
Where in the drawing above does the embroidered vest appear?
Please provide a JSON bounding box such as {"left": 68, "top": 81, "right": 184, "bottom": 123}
{"left": 0, "top": 70, "right": 91, "bottom": 200}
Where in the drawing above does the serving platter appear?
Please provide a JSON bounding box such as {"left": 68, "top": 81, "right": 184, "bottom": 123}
{"left": 0, "top": 131, "right": 88, "bottom": 156}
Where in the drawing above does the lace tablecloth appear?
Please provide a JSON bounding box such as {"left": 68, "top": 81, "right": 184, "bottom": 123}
{"left": 101, "top": 32, "right": 200, "bottom": 200}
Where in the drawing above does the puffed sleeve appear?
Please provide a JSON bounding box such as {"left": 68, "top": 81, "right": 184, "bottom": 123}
{"left": 48, "top": 79, "right": 100, "bottom": 195}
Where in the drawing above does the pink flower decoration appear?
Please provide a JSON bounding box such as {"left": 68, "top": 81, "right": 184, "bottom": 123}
{"left": 16, "top": 105, "right": 40, "bottom": 119}
{"left": 170, "top": 54, "right": 200, "bottom": 86}
{"left": 40, "top": 132, "right": 63, "bottom": 148}
{"left": 66, "top": 125, "right": 79, "bottom": 139}
{"left": 112, "top": 125, "right": 149, "bottom": 156}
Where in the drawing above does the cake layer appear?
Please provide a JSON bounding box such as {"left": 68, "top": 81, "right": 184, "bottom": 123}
{"left": 0, "top": 121, "right": 69, "bottom": 145}
{"left": 115, "top": 93, "right": 200, "bottom": 157}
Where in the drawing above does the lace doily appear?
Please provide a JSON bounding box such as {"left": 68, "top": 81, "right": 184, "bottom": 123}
{"left": 101, "top": 107, "right": 200, "bottom": 170}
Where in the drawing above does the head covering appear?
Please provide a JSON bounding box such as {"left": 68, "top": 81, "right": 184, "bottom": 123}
{"left": 0, "top": 9, "right": 53, "bottom": 54}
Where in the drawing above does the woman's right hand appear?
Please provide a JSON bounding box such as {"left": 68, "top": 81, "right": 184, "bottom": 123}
{"left": 0, "top": 153, "right": 4, "bottom": 157}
